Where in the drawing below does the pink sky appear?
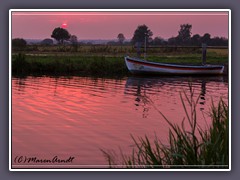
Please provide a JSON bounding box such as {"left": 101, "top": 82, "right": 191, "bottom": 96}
{"left": 11, "top": 11, "right": 229, "bottom": 40}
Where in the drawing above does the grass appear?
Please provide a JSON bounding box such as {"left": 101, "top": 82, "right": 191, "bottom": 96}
{"left": 12, "top": 50, "right": 228, "bottom": 76}
{"left": 101, "top": 85, "right": 229, "bottom": 168}
{"left": 146, "top": 54, "right": 227, "bottom": 65}
{"left": 12, "top": 53, "right": 129, "bottom": 77}
{"left": 12, "top": 45, "right": 228, "bottom": 76}
{"left": 16, "top": 44, "right": 228, "bottom": 56}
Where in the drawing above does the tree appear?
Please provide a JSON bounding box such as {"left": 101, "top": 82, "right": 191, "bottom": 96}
{"left": 117, "top": 33, "right": 125, "bottom": 45}
{"left": 167, "top": 36, "right": 177, "bottom": 45}
{"left": 41, "top": 38, "right": 54, "bottom": 45}
{"left": 177, "top": 24, "right": 192, "bottom": 45}
{"left": 152, "top": 36, "right": 166, "bottom": 45}
{"left": 201, "top": 33, "right": 211, "bottom": 44}
{"left": 69, "top": 35, "right": 78, "bottom": 45}
{"left": 51, "top": 27, "right": 71, "bottom": 44}
{"left": 12, "top": 38, "right": 27, "bottom": 48}
{"left": 210, "top": 37, "right": 228, "bottom": 46}
{"left": 69, "top": 35, "right": 78, "bottom": 52}
{"left": 191, "top": 34, "right": 201, "bottom": 46}
{"left": 131, "top": 24, "right": 153, "bottom": 44}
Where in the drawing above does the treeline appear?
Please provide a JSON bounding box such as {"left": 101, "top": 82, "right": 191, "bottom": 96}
{"left": 161, "top": 34, "right": 228, "bottom": 46}
{"left": 134, "top": 24, "right": 228, "bottom": 46}
{"left": 12, "top": 23, "right": 228, "bottom": 49}
{"left": 151, "top": 34, "right": 228, "bottom": 46}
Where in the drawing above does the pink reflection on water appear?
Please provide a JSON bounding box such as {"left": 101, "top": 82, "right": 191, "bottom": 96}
{"left": 12, "top": 76, "right": 228, "bottom": 168}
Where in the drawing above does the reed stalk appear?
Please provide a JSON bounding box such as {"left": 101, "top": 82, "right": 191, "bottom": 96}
{"left": 101, "top": 85, "right": 229, "bottom": 168}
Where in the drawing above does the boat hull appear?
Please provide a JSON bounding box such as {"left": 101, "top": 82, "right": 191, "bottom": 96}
{"left": 124, "top": 56, "right": 224, "bottom": 75}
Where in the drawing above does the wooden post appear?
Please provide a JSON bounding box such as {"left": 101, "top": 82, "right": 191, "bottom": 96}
{"left": 144, "top": 35, "right": 147, "bottom": 60}
{"left": 135, "top": 42, "right": 141, "bottom": 58}
{"left": 202, "top": 43, "right": 207, "bottom": 65}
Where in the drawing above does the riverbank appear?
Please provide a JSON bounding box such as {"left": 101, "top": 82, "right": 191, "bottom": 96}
{"left": 12, "top": 52, "right": 228, "bottom": 77}
{"left": 12, "top": 54, "right": 129, "bottom": 77}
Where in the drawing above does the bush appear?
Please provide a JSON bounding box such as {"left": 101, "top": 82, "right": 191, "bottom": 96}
{"left": 12, "top": 38, "right": 27, "bottom": 50}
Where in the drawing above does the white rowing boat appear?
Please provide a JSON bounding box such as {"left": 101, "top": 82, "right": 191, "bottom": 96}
{"left": 124, "top": 56, "right": 224, "bottom": 75}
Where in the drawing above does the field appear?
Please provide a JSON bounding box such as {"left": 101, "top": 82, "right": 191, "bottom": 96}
{"left": 12, "top": 45, "right": 229, "bottom": 76}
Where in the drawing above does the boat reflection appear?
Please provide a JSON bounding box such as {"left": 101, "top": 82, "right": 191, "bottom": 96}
{"left": 124, "top": 76, "right": 226, "bottom": 118}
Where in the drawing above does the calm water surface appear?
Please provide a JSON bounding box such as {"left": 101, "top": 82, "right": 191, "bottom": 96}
{"left": 12, "top": 75, "right": 228, "bottom": 168}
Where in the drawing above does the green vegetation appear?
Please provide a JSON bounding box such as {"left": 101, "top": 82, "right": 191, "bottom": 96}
{"left": 12, "top": 38, "right": 27, "bottom": 51}
{"left": 13, "top": 44, "right": 228, "bottom": 57}
{"left": 12, "top": 45, "right": 228, "bottom": 76}
{"left": 147, "top": 53, "right": 227, "bottom": 65}
{"left": 101, "top": 87, "right": 229, "bottom": 168}
{"left": 12, "top": 53, "right": 129, "bottom": 77}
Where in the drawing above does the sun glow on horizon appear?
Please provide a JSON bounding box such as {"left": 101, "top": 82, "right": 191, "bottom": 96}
{"left": 12, "top": 11, "right": 229, "bottom": 40}
{"left": 61, "top": 23, "right": 68, "bottom": 28}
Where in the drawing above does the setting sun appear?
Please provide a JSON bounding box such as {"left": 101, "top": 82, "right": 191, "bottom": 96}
{"left": 61, "top": 23, "right": 67, "bottom": 28}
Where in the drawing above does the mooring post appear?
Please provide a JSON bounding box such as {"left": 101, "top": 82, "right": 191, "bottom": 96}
{"left": 202, "top": 43, "right": 207, "bottom": 65}
{"left": 135, "top": 42, "right": 141, "bottom": 58}
{"left": 144, "top": 35, "right": 147, "bottom": 60}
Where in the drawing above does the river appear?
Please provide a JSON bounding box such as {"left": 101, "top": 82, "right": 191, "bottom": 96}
{"left": 11, "top": 75, "right": 228, "bottom": 168}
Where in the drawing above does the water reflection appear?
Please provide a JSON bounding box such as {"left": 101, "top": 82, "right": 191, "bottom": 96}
{"left": 12, "top": 75, "right": 228, "bottom": 167}
{"left": 199, "top": 80, "right": 206, "bottom": 110}
{"left": 125, "top": 76, "right": 226, "bottom": 117}
{"left": 14, "top": 77, "right": 26, "bottom": 94}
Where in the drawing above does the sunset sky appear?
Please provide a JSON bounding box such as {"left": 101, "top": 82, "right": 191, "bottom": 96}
{"left": 11, "top": 11, "right": 229, "bottom": 40}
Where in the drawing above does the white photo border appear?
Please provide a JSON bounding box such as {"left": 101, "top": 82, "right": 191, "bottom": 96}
{"left": 9, "top": 9, "right": 231, "bottom": 171}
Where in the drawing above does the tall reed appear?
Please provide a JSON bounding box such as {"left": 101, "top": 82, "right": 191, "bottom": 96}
{"left": 12, "top": 55, "right": 129, "bottom": 77}
{"left": 12, "top": 53, "right": 29, "bottom": 74}
{"left": 101, "top": 85, "right": 229, "bottom": 168}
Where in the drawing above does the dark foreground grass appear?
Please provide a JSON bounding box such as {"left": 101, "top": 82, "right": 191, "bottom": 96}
{"left": 12, "top": 52, "right": 228, "bottom": 76}
{"left": 12, "top": 53, "right": 129, "bottom": 77}
{"left": 101, "top": 86, "right": 229, "bottom": 169}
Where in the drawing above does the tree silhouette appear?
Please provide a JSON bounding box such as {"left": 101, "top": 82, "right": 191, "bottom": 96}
{"left": 168, "top": 36, "right": 177, "bottom": 45}
{"left": 177, "top": 24, "right": 192, "bottom": 45}
{"left": 152, "top": 36, "right": 166, "bottom": 45}
{"left": 69, "top": 35, "right": 78, "bottom": 45}
{"left": 41, "top": 38, "right": 54, "bottom": 45}
{"left": 191, "top": 34, "right": 201, "bottom": 46}
{"left": 117, "top": 33, "right": 125, "bottom": 45}
{"left": 201, "top": 33, "right": 211, "bottom": 44}
{"left": 131, "top": 24, "right": 153, "bottom": 44}
{"left": 69, "top": 35, "right": 78, "bottom": 52}
{"left": 165, "top": 24, "right": 227, "bottom": 46}
{"left": 210, "top": 37, "right": 228, "bottom": 46}
{"left": 12, "top": 38, "right": 27, "bottom": 48}
{"left": 51, "top": 27, "right": 71, "bottom": 44}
